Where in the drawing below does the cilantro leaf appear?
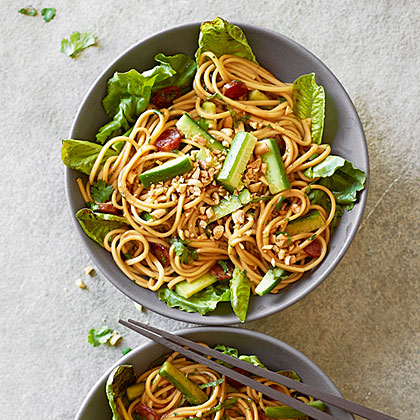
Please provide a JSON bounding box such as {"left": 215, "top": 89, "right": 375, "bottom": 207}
{"left": 90, "top": 180, "right": 113, "bottom": 203}
{"left": 88, "top": 326, "right": 114, "bottom": 347}
{"left": 60, "top": 31, "right": 97, "bottom": 58}
{"left": 41, "top": 7, "right": 56, "bottom": 22}
{"left": 199, "top": 377, "right": 224, "bottom": 389}
{"left": 169, "top": 237, "right": 198, "bottom": 264}
{"left": 217, "top": 260, "right": 229, "bottom": 273}
{"left": 122, "top": 347, "right": 132, "bottom": 355}
{"left": 18, "top": 6, "right": 37, "bottom": 16}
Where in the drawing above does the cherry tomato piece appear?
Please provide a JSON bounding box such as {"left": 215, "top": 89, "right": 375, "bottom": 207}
{"left": 209, "top": 261, "right": 234, "bottom": 281}
{"left": 91, "top": 203, "right": 120, "bottom": 216}
{"left": 155, "top": 127, "right": 182, "bottom": 152}
{"left": 151, "top": 243, "right": 170, "bottom": 268}
{"left": 152, "top": 86, "right": 181, "bottom": 109}
{"left": 304, "top": 239, "right": 322, "bottom": 258}
{"left": 133, "top": 403, "right": 160, "bottom": 420}
{"left": 225, "top": 367, "right": 250, "bottom": 389}
{"left": 223, "top": 80, "right": 248, "bottom": 99}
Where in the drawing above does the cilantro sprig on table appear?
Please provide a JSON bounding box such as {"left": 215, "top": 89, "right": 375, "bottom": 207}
{"left": 88, "top": 326, "right": 114, "bottom": 347}
{"left": 18, "top": 6, "right": 56, "bottom": 21}
{"left": 60, "top": 31, "right": 97, "bottom": 58}
{"left": 40, "top": 7, "right": 55, "bottom": 22}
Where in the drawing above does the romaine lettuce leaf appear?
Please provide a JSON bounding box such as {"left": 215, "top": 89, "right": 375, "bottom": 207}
{"left": 196, "top": 17, "right": 257, "bottom": 64}
{"left": 106, "top": 365, "right": 136, "bottom": 420}
{"left": 75, "top": 209, "right": 129, "bottom": 247}
{"left": 292, "top": 73, "right": 325, "bottom": 144}
{"left": 61, "top": 139, "right": 119, "bottom": 175}
{"left": 229, "top": 268, "right": 251, "bottom": 323}
{"left": 214, "top": 345, "right": 266, "bottom": 368}
{"left": 151, "top": 53, "right": 197, "bottom": 93}
{"left": 158, "top": 283, "right": 230, "bottom": 315}
{"left": 304, "top": 155, "right": 366, "bottom": 210}
{"left": 96, "top": 53, "right": 196, "bottom": 144}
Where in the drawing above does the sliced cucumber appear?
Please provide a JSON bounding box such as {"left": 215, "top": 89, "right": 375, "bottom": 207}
{"left": 265, "top": 400, "right": 326, "bottom": 419}
{"left": 248, "top": 89, "right": 270, "bottom": 101}
{"left": 209, "top": 189, "right": 251, "bottom": 223}
{"left": 255, "top": 267, "right": 285, "bottom": 296}
{"left": 139, "top": 155, "right": 193, "bottom": 188}
{"left": 202, "top": 101, "right": 218, "bottom": 130}
{"left": 175, "top": 272, "right": 217, "bottom": 299}
{"left": 261, "top": 138, "right": 290, "bottom": 194}
{"left": 176, "top": 113, "right": 225, "bottom": 152}
{"left": 159, "top": 361, "right": 208, "bottom": 405}
{"left": 286, "top": 211, "right": 325, "bottom": 236}
{"left": 217, "top": 132, "right": 257, "bottom": 192}
{"left": 126, "top": 382, "right": 145, "bottom": 401}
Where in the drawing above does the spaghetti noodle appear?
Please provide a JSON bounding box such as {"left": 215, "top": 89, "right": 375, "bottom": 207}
{"left": 77, "top": 52, "right": 337, "bottom": 300}
{"left": 111, "top": 347, "right": 317, "bottom": 420}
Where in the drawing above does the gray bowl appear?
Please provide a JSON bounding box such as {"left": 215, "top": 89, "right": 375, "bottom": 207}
{"left": 66, "top": 22, "right": 368, "bottom": 325}
{"left": 74, "top": 327, "right": 353, "bottom": 419}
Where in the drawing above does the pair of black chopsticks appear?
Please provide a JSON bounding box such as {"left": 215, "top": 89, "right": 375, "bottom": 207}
{"left": 119, "top": 319, "right": 398, "bottom": 420}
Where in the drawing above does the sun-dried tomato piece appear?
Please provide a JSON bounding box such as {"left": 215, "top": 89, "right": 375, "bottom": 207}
{"left": 151, "top": 243, "right": 170, "bottom": 267}
{"left": 152, "top": 86, "right": 181, "bottom": 109}
{"left": 91, "top": 203, "right": 120, "bottom": 216}
{"left": 304, "top": 239, "right": 322, "bottom": 258}
{"left": 225, "top": 367, "right": 250, "bottom": 389}
{"left": 133, "top": 403, "right": 160, "bottom": 420}
{"left": 209, "top": 261, "right": 234, "bottom": 281}
{"left": 155, "top": 127, "right": 182, "bottom": 152}
{"left": 223, "top": 80, "right": 248, "bottom": 99}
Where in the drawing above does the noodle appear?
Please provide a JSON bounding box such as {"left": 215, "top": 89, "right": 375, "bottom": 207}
{"left": 117, "top": 349, "right": 315, "bottom": 420}
{"left": 78, "top": 53, "right": 337, "bottom": 296}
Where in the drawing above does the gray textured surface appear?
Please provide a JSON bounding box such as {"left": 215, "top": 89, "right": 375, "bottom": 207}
{"left": 1, "top": 1, "right": 419, "bottom": 419}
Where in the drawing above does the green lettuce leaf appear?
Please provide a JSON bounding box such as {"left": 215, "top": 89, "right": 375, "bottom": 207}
{"left": 292, "top": 73, "right": 325, "bottom": 144}
{"left": 229, "top": 268, "right": 251, "bottom": 322}
{"left": 158, "top": 283, "right": 230, "bottom": 315}
{"left": 60, "top": 31, "right": 97, "bottom": 58}
{"left": 61, "top": 139, "right": 119, "bottom": 175}
{"left": 196, "top": 17, "right": 257, "bottom": 64}
{"left": 106, "top": 365, "right": 136, "bottom": 420}
{"left": 304, "top": 155, "right": 366, "bottom": 210}
{"left": 75, "top": 209, "right": 129, "bottom": 247}
{"left": 151, "top": 53, "right": 197, "bottom": 93}
{"left": 96, "top": 54, "right": 196, "bottom": 144}
{"left": 214, "top": 345, "right": 266, "bottom": 368}
{"left": 40, "top": 7, "right": 55, "bottom": 22}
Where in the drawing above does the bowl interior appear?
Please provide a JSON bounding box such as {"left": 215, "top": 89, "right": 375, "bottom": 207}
{"left": 66, "top": 22, "right": 368, "bottom": 325}
{"left": 75, "top": 327, "right": 353, "bottom": 420}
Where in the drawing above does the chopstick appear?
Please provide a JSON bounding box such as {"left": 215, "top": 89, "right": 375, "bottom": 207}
{"left": 120, "top": 319, "right": 399, "bottom": 420}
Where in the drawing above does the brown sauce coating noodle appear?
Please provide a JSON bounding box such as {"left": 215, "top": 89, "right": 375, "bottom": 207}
{"left": 79, "top": 53, "right": 336, "bottom": 294}
{"left": 117, "top": 350, "right": 315, "bottom": 420}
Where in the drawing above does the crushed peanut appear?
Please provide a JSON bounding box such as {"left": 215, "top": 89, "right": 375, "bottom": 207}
{"left": 75, "top": 278, "right": 87, "bottom": 289}
{"left": 151, "top": 208, "right": 166, "bottom": 219}
{"left": 84, "top": 266, "right": 94, "bottom": 276}
{"left": 213, "top": 225, "right": 224, "bottom": 240}
{"left": 232, "top": 209, "right": 245, "bottom": 225}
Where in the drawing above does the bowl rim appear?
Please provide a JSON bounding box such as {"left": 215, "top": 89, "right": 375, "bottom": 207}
{"left": 66, "top": 21, "right": 369, "bottom": 325}
{"left": 74, "top": 326, "right": 353, "bottom": 420}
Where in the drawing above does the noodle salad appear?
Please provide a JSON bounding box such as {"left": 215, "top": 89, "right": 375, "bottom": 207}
{"left": 106, "top": 345, "right": 325, "bottom": 420}
{"left": 62, "top": 18, "right": 366, "bottom": 321}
